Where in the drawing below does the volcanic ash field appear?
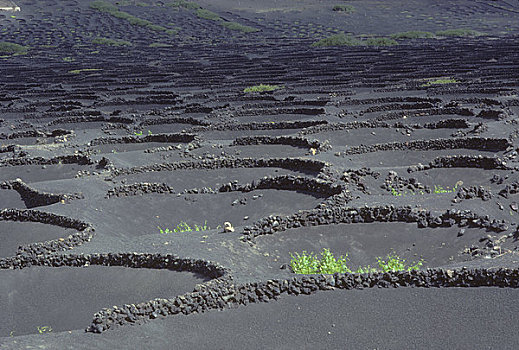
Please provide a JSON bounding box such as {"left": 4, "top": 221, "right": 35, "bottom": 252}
{"left": 1, "top": 0, "right": 519, "bottom": 348}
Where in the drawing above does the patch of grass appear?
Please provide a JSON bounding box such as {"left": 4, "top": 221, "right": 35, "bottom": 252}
{"left": 0, "top": 42, "right": 28, "bottom": 55}
{"left": 196, "top": 8, "right": 221, "bottom": 21}
{"left": 332, "top": 4, "right": 355, "bottom": 13}
{"left": 311, "top": 34, "right": 397, "bottom": 47}
{"left": 436, "top": 29, "right": 484, "bottom": 37}
{"left": 221, "top": 21, "right": 260, "bottom": 33}
{"left": 62, "top": 56, "right": 75, "bottom": 62}
{"left": 90, "top": 0, "right": 172, "bottom": 33}
{"left": 420, "top": 78, "right": 459, "bottom": 87}
{"left": 166, "top": 0, "right": 200, "bottom": 9}
{"left": 92, "top": 37, "right": 132, "bottom": 46}
{"left": 290, "top": 248, "right": 424, "bottom": 274}
{"left": 311, "top": 33, "right": 363, "bottom": 47}
{"left": 68, "top": 68, "right": 103, "bottom": 74}
{"left": 389, "top": 31, "right": 436, "bottom": 39}
{"left": 158, "top": 220, "right": 219, "bottom": 233}
{"left": 36, "top": 326, "right": 52, "bottom": 334}
{"left": 364, "top": 37, "right": 398, "bottom": 46}
{"left": 149, "top": 42, "right": 174, "bottom": 47}
{"left": 244, "top": 84, "right": 283, "bottom": 93}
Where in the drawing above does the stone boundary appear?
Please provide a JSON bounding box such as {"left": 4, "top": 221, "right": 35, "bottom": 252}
{"left": 240, "top": 205, "right": 508, "bottom": 241}
{"left": 0, "top": 209, "right": 93, "bottom": 267}
{"left": 111, "top": 157, "right": 328, "bottom": 177}
{"left": 232, "top": 135, "right": 331, "bottom": 153}
{"left": 105, "top": 175, "right": 343, "bottom": 199}
{"left": 88, "top": 265, "right": 519, "bottom": 333}
{"left": 90, "top": 133, "right": 197, "bottom": 146}
{"left": 0, "top": 154, "right": 93, "bottom": 167}
{"left": 336, "top": 137, "right": 511, "bottom": 156}
{"left": 0, "top": 178, "right": 83, "bottom": 208}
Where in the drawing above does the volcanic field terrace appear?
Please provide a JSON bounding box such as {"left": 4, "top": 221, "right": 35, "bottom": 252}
{"left": 1, "top": 0, "right": 519, "bottom": 348}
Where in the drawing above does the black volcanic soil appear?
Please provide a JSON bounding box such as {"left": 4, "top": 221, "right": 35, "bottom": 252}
{"left": 1, "top": 0, "right": 519, "bottom": 349}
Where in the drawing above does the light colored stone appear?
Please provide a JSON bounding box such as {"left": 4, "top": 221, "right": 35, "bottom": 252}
{"left": 223, "top": 221, "right": 234, "bottom": 232}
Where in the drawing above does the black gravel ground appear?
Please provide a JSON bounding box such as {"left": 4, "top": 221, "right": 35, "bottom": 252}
{"left": 1, "top": 0, "right": 519, "bottom": 349}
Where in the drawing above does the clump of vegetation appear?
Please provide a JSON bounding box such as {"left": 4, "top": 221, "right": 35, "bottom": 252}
{"left": 312, "top": 34, "right": 397, "bottom": 47}
{"left": 192, "top": 7, "right": 259, "bottom": 32}
{"left": 390, "top": 31, "right": 436, "bottom": 39}
{"left": 166, "top": 0, "right": 200, "bottom": 10}
{"left": 149, "top": 42, "right": 174, "bottom": 47}
{"left": 196, "top": 8, "right": 221, "bottom": 21}
{"left": 158, "top": 220, "right": 219, "bottom": 233}
{"left": 92, "top": 37, "right": 133, "bottom": 46}
{"left": 36, "top": 326, "right": 52, "bottom": 334}
{"left": 68, "top": 68, "right": 103, "bottom": 74}
{"left": 0, "top": 41, "right": 28, "bottom": 55}
{"left": 332, "top": 4, "right": 355, "bottom": 13}
{"left": 90, "top": 0, "right": 173, "bottom": 34}
{"left": 364, "top": 37, "right": 398, "bottom": 46}
{"left": 290, "top": 248, "right": 424, "bottom": 274}
{"left": 244, "top": 84, "right": 283, "bottom": 93}
{"left": 436, "top": 29, "right": 484, "bottom": 37}
{"left": 420, "top": 78, "right": 459, "bottom": 87}
{"left": 311, "top": 33, "right": 363, "bottom": 47}
{"left": 221, "top": 21, "right": 260, "bottom": 33}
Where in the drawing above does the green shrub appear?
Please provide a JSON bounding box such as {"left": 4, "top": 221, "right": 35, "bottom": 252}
{"left": 290, "top": 248, "right": 424, "bottom": 274}
{"left": 376, "top": 253, "right": 423, "bottom": 272}
{"left": 311, "top": 33, "right": 362, "bottom": 47}
{"left": 390, "top": 31, "right": 436, "bottom": 39}
{"left": 0, "top": 42, "right": 28, "bottom": 55}
{"left": 221, "top": 21, "right": 259, "bottom": 33}
{"left": 166, "top": 0, "right": 200, "bottom": 9}
{"left": 244, "top": 84, "right": 283, "bottom": 93}
{"left": 92, "top": 37, "right": 132, "bottom": 46}
{"left": 149, "top": 42, "right": 173, "bottom": 47}
{"left": 196, "top": 8, "right": 221, "bottom": 21}
{"left": 420, "top": 78, "right": 459, "bottom": 87}
{"left": 436, "top": 29, "right": 484, "bottom": 37}
{"left": 311, "top": 34, "right": 397, "bottom": 47}
{"left": 68, "top": 68, "right": 102, "bottom": 74}
{"left": 158, "top": 220, "right": 217, "bottom": 233}
{"left": 364, "top": 37, "right": 398, "bottom": 46}
{"left": 90, "top": 0, "right": 170, "bottom": 33}
{"left": 90, "top": 0, "right": 117, "bottom": 12}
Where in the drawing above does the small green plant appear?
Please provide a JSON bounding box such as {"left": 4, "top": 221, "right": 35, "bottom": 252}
{"left": 221, "top": 21, "right": 259, "bottom": 33}
{"left": 290, "top": 248, "right": 424, "bottom": 274}
{"left": 149, "top": 42, "right": 174, "bottom": 47}
{"left": 311, "top": 34, "right": 397, "bottom": 47}
{"left": 0, "top": 42, "right": 28, "bottom": 55}
{"left": 196, "top": 8, "right": 221, "bottom": 21}
{"left": 244, "top": 84, "right": 283, "bottom": 93}
{"left": 37, "top": 326, "right": 52, "bottom": 334}
{"left": 377, "top": 253, "right": 423, "bottom": 272}
{"left": 68, "top": 68, "right": 102, "bottom": 74}
{"left": 157, "top": 226, "right": 173, "bottom": 234}
{"left": 332, "top": 4, "right": 355, "bottom": 13}
{"left": 364, "top": 37, "right": 398, "bottom": 46}
{"left": 90, "top": 1, "right": 170, "bottom": 33}
{"left": 420, "top": 78, "right": 459, "bottom": 87}
{"left": 166, "top": 0, "right": 201, "bottom": 9}
{"left": 311, "top": 33, "right": 363, "bottom": 47}
{"left": 436, "top": 29, "right": 484, "bottom": 37}
{"left": 159, "top": 220, "right": 213, "bottom": 233}
{"left": 390, "top": 31, "right": 436, "bottom": 39}
{"left": 92, "top": 37, "right": 133, "bottom": 47}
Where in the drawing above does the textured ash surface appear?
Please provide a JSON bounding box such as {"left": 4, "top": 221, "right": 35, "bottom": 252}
{"left": 1, "top": 0, "right": 519, "bottom": 348}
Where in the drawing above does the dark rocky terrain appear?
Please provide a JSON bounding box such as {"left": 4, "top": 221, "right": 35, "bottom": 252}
{"left": 1, "top": 0, "right": 519, "bottom": 348}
